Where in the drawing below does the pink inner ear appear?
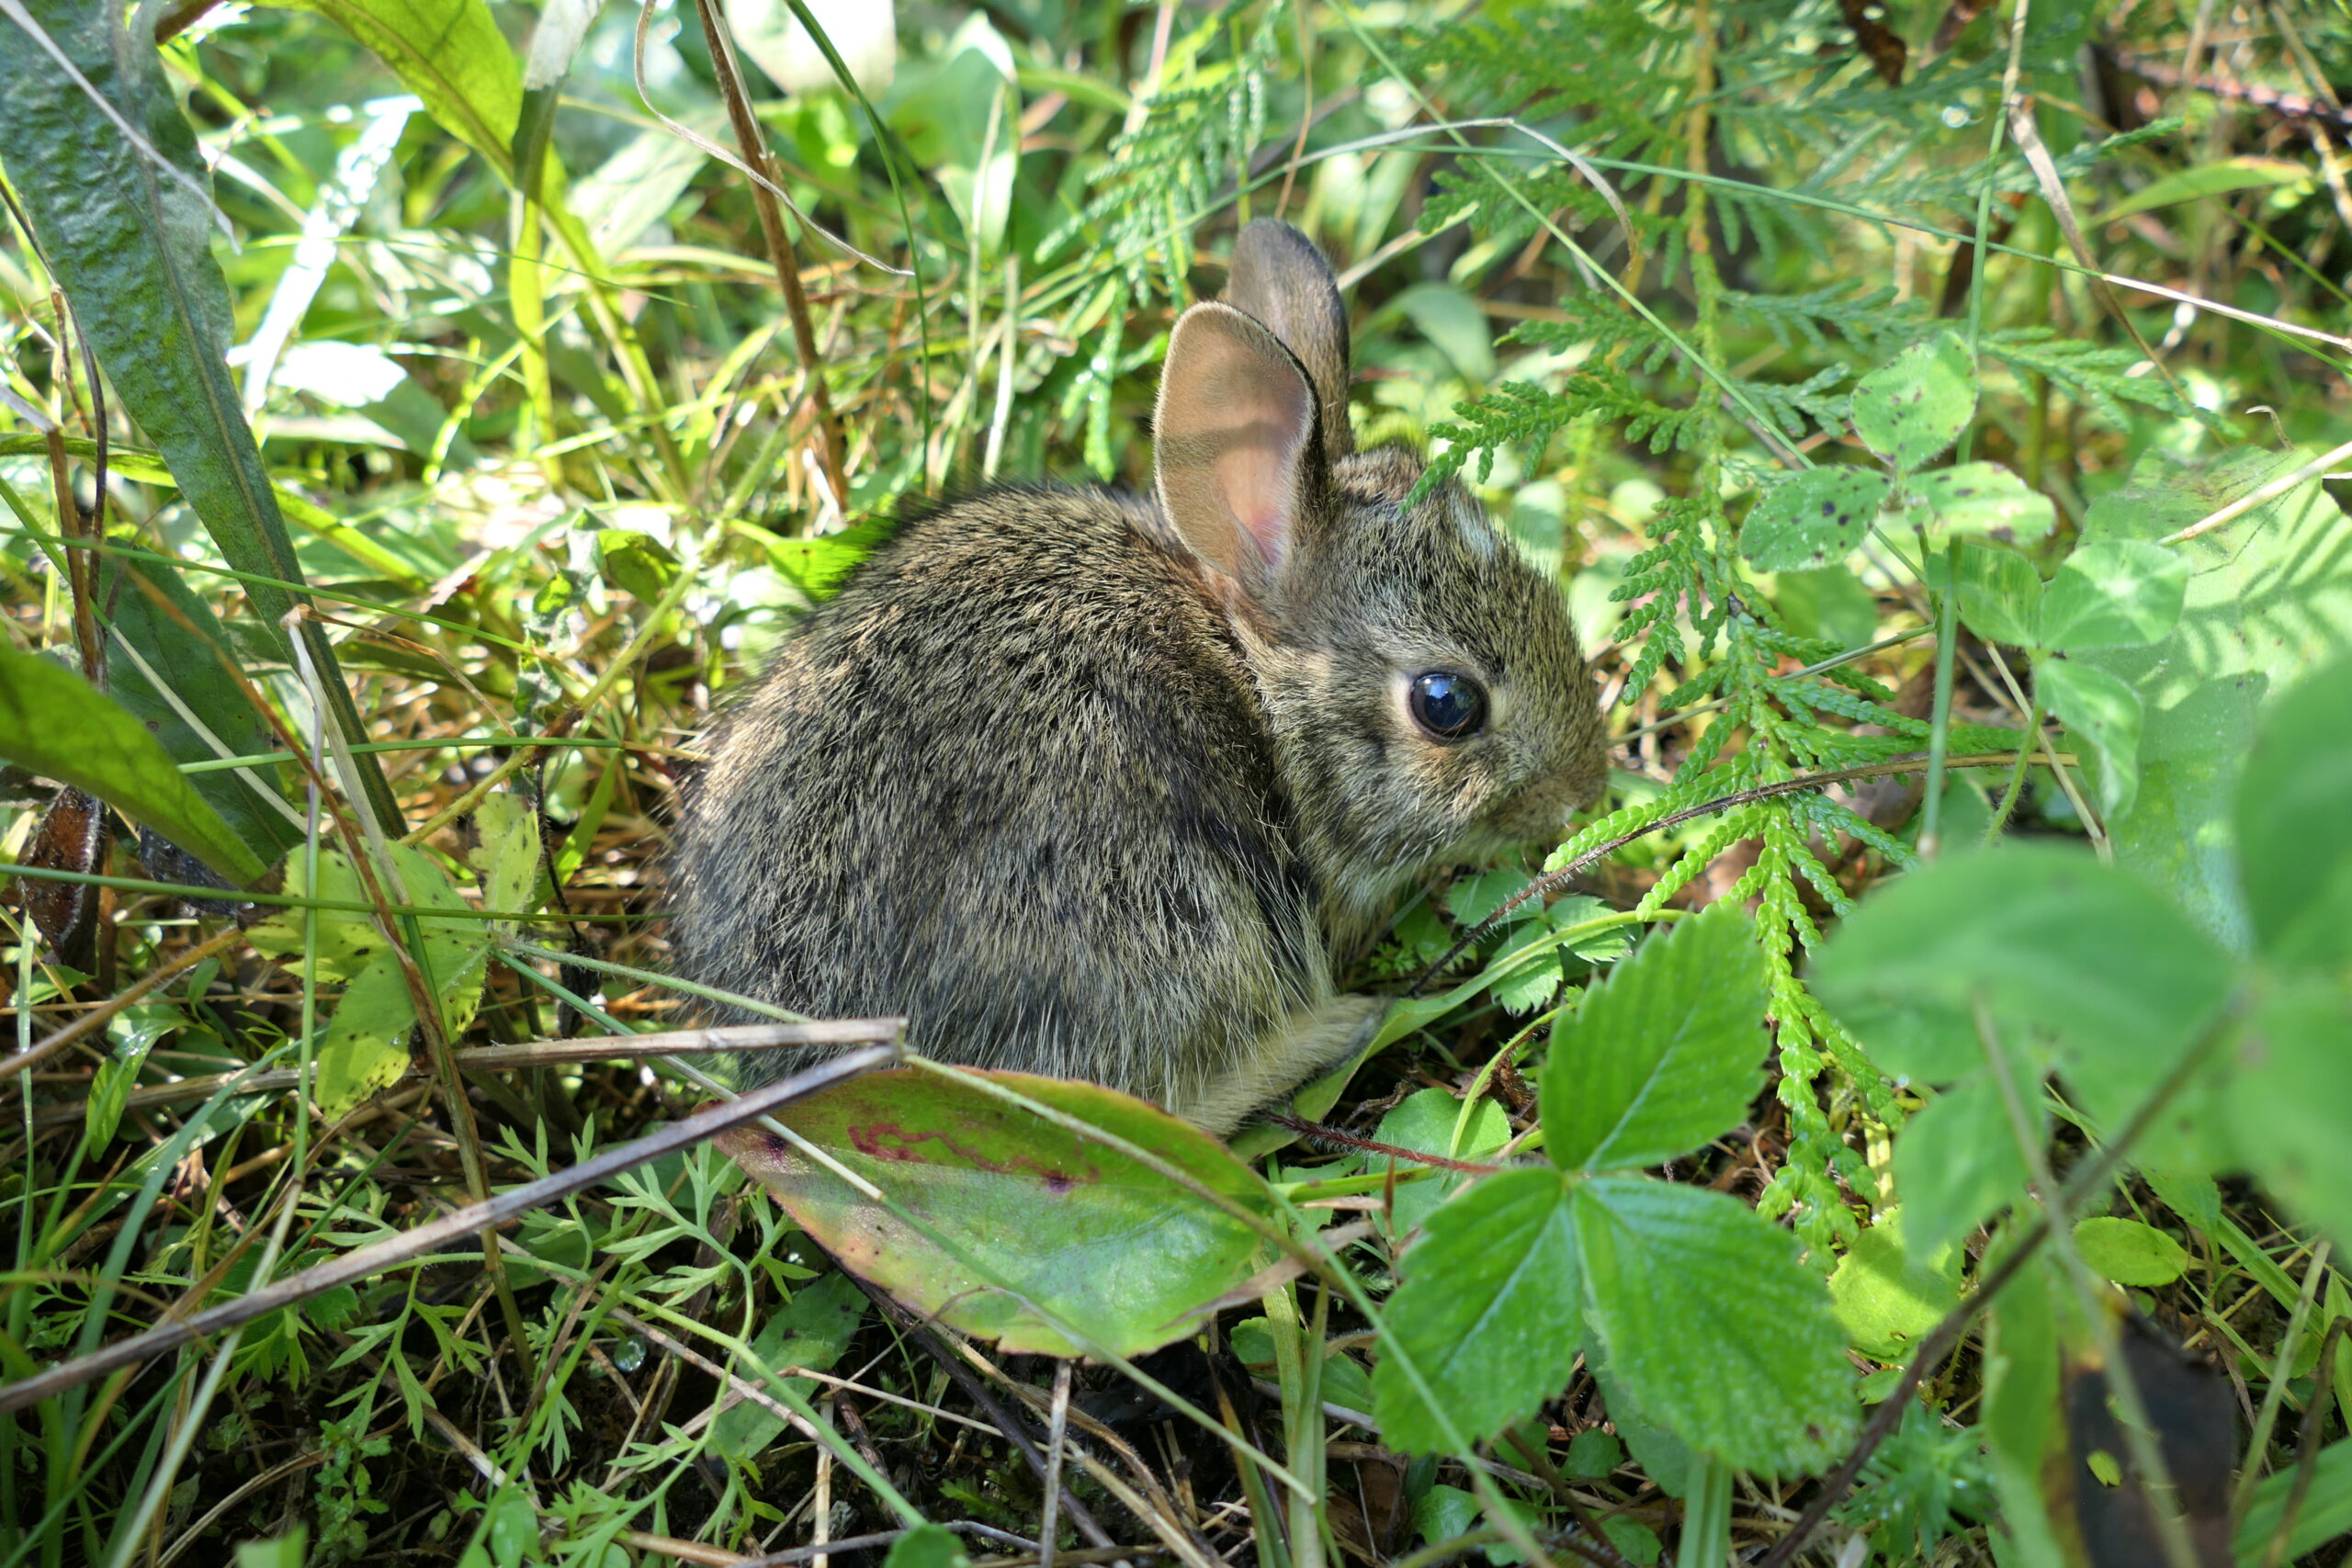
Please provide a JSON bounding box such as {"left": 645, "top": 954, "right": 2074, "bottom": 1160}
{"left": 1216, "top": 430, "right": 1297, "bottom": 568}
{"left": 1155, "top": 306, "right": 1317, "bottom": 581}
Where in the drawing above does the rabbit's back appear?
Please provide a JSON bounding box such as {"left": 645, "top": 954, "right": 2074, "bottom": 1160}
{"left": 673, "top": 486, "right": 1327, "bottom": 1105}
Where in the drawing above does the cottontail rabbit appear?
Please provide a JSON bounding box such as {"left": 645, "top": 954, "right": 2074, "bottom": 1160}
{"left": 673, "top": 220, "right": 1609, "bottom": 1133}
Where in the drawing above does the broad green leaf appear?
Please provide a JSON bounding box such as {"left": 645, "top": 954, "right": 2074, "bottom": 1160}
{"left": 730, "top": 0, "right": 899, "bottom": 95}
{"left": 1574, "top": 1179, "right": 1854, "bottom": 1472}
{"left": 2234, "top": 654, "right": 2352, "bottom": 972}
{"left": 234, "top": 1527, "right": 310, "bottom": 1568}
{"left": 888, "top": 19, "right": 1019, "bottom": 259}
{"left": 467, "top": 792, "right": 543, "bottom": 931}
{"left": 1806, "top": 844, "right": 2235, "bottom": 1168}
{"left": 1564, "top": 1428, "right": 1624, "bottom": 1479}
{"left": 2235, "top": 1438, "right": 2352, "bottom": 1565}
{"left": 289, "top": 0, "right": 521, "bottom": 169}
{"left": 881, "top": 1526, "right": 972, "bottom": 1568}
{"left": 1851, "top": 332, "right": 1975, "bottom": 471}
{"left": 1229, "top": 1318, "right": 1376, "bottom": 1415}
{"left": 1774, "top": 565, "right": 1880, "bottom": 649}
{"left": 1393, "top": 283, "right": 1498, "bottom": 384}
{"left": 0, "top": 0, "right": 399, "bottom": 832}
{"left": 710, "top": 1272, "right": 869, "bottom": 1460}
{"left": 1374, "top": 1088, "right": 1511, "bottom": 1235}
{"left": 1590, "top": 1355, "right": 1696, "bottom": 1498}
{"left": 1827, "top": 1211, "right": 1961, "bottom": 1359}
{"left": 2095, "top": 156, "right": 2312, "bottom": 222}
{"left": 1373, "top": 1166, "right": 1581, "bottom": 1453}
{"left": 1542, "top": 907, "right": 1770, "bottom": 1171}
{"left": 1409, "top": 1484, "right": 1535, "bottom": 1567}
{"left": 1953, "top": 541, "right": 2044, "bottom": 649}
{"left": 248, "top": 848, "right": 393, "bottom": 980}
{"left": 720, "top": 1069, "right": 1277, "bottom": 1357}
{"left": 2035, "top": 658, "right": 2143, "bottom": 819}
{"left": 763, "top": 515, "right": 898, "bottom": 601}
{"left": 0, "top": 644, "right": 266, "bottom": 886}
{"left": 285, "top": 844, "right": 493, "bottom": 1117}
{"left": 2073, "top": 446, "right": 2352, "bottom": 947}
{"left": 1892, "top": 1077, "right": 2034, "bottom": 1257}
{"left": 594, "top": 528, "right": 680, "bottom": 602}
{"left": 2070, "top": 1217, "right": 2188, "bottom": 1287}
{"left": 316, "top": 948, "right": 420, "bottom": 1115}
{"left": 1740, "top": 468, "right": 1889, "bottom": 571}
{"left": 103, "top": 556, "right": 300, "bottom": 859}
{"left": 2039, "top": 540, "right": 2189, "bottom": 651}
{"left": 1980, "top": 1254, "right": 2070, "bottom": 1568}
{"left": 1910, "top": 463, "right": 2057, "bottom": 548}
{"left": 2226, "top": 976, "right": 2352, "bottom": 1250}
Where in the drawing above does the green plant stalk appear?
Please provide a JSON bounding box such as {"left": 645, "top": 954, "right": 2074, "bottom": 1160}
{"left": 1981, "top": 697, "right": 2042, "bottom": 844}
{"left": 1973, "top": 998, "right": 2203, "bottom": 1568}
{"left": 1674, "top": 1452, "right": 1730, "bottom": 1568}
{"left": 1918, "top": 539, "right": 1965, "bottom": 856}
{"left": 99, "top": 1195, "right": 298, "bottom": 1568}
{"left": 2233, "top": 1237, "right": 2333, "bottom": 1517}
{"left": 1261, "top": 1281, "right": 1328, "bottom": 1568}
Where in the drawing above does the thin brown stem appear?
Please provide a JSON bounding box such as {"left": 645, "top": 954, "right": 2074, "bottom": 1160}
{"left": 690, "top": 0, "right": 849, "bottom": 513}
{"left": 1409, "top": 750, "right": 2072, "bottom": 996}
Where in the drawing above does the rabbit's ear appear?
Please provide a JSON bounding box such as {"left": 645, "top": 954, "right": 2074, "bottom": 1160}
{"left": 1224, "top": 220, "right": 1353, "bottom": 466}
{"left": 1154, "top": 301, "right": 1322, "bottom": 579}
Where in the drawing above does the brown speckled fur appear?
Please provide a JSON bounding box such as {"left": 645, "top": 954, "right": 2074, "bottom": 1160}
{"left": 672, "top": 222, "right": 1608, "bottom": 1132}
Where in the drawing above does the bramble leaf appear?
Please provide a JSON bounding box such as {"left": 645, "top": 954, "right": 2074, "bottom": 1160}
{"left": 1575, "top": 1178, "right": 1854, "bottom": 1472}
{"left": 1374, "top": 1166, "right": 1581, "bottom": 1453}
{"left": 1542, "top": 907, "right": 1770, "bottom": 1172}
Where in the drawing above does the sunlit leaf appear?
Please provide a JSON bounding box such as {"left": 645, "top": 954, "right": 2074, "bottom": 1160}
{"left": 721, "top": 1068, "right": 1278, "bottom": 1357}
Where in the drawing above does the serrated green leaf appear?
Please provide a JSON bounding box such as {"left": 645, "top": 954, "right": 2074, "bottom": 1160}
{"left": 1852, "top": 332, "right": 1976, "bottom": 470}
{"left": 0, "top": 643, "right": 266, "bottom": 886}
{"left": 1910, "top": 463, "right": 2057, "bottom": 548}
{"left": 1740, "top": 468, "right": 1889, "bottom": 571}
{"left": 1953, "top": 541, "right": 2044, "bottom": 649}
{"left": 2035, "top": 657, "right": 2143, "bottom": 819}
{"left": 1891, "top": 1077, "right": 2034, "bottom": 1257}
{"left": 247, "top": 849, "right": 391, "bottom": 980}
{"left": 1574, "top": 1179, "right": 1854, "bottom": 1472}
{"left": 2234, "top": 655, "right": 2352, "bottom": 972}
{"left": 2071, "top": 1217, "right": 2188, "bottom": 1286}
{"left": 1374, "top": 1165, "right": 1581, "bottom": 1454}
{"left": 2040, "top": 539, "right": 2189, "bottom": 651}
{"left": 1542, "top": 907, "right": 1770, "bottom": 1172}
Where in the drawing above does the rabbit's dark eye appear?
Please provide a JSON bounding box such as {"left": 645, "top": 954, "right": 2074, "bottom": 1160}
{"left": 1409, "top": 671, "right": 1487, "bottom": 741}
